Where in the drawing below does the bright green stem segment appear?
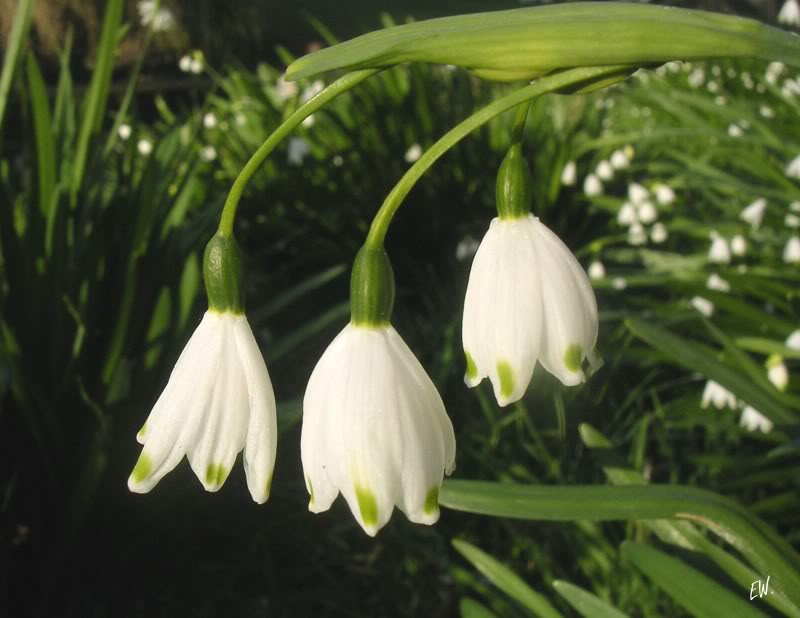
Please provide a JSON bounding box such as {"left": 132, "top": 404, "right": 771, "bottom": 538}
{"left": 440, "top": 480, "right": 800, "bottom": 610}
{"left": 364, "top": 64, "right": 631, "bottom": 248}
{"left": 217, "top": 68, "right": 380, "bottom": 238}
{"left": 350, "top": 245, "right": 395, "bottom": 326}
{"left": 204, "top": 233, "right": 244, "bottom": 313}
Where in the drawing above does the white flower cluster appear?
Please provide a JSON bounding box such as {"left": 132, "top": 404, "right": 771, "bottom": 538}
{"left": 617, "top": 182, "right": 671, "bottom": 246}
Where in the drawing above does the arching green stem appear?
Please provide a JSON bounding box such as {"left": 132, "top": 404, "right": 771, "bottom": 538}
{"left": 364, "top": 64, "right": 633, "bottom": 249}
{"left": 217, "top": 68, "right": 381, "bottom": 238}
{"left": 509, "top": 99, "right": 531, "bottom": 145}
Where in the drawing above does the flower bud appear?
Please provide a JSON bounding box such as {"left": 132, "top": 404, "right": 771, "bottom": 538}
{"left": 350, "top": 245, "right": 395, "bottom": 326}
{"left": 204, "top": 232, "right": 245, "bottom": 313}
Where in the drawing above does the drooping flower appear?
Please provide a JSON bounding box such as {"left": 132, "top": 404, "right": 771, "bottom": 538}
{"left": 595, "top": 160, "right": 614, "bottom": 181}
{"left": 784, "top": 236, "right": 800, "bottom": 263}
{"left": 583, "top": 173, "right": 603, "bottom": 196}
{"left": 691, "top": 296, "right": 714, "bottom": 317}
{"left": 463, "top": 214, "right": 599, "bottom": 405}
{"left": 561, "top": 160, "right": 577, "bottom": 186}
{"left": 287, "top": 137, "right": 311, "bottom": 166}
{"left": 203, "top": 112, "right": 218, "bottom": 129}
{"left": 628, "top": 182, "right": 649, "bottom": 206}
{"left": 708, "top": 232, "right": 731, "bottom": 264}
{"left": 786, "top": 329, "right": 800, "bottom": 351}
{"left": 138, "top": 0, "right": 176, "bottom": 32}
{"left": 706, "top": 273, "right": 730, "bottom": 292}
{"left": 617, "top": 202, "right": 637, "bottom": 226}
{"left": 701, "top": 380, "right": 736, "bottom": 409}
{"left": 405, "top": 143, "right": 423, "bottom": 163}
{"left": 610, "top": 149, "right": 629, "bottom": 170}
{"left": 785, "top": 154, "right": 800, "bottom": 179}
{"left": 650, "top": 222, "right": 668, "bottom": 244}
{"left": 118, "top": 123, "right": 132, "bottom": 141}
{"left": 730, "top": 234, "right": 747, "bottom": 256}
{"left": 740, "top": 198, "right": 767, "bottom": 230}
{"left": 779, "top": 0, "right": 800, "bottom": 26}
{"left": 767, "top": 355, "right": 789, "bottom": 391}
{"left": 302, "top": 247, "right": 455, "bottom": 536}
{"left": 786, "top": 214, "right": 800, "bottom": 228}
{"left": 588, "top": 260, "right": 606, "bottom": 280}
{"left": 627, "top": 222, "right": 647, "bottom": 246}
{"left": 137, "top": 138, "right": 153, "bottom": 156}
{"left": 636, "top": 201, "right": 658, "bottom": 224}
{"left": 654, "top": 184, "right": 675, "bottom": 206}
{"left": 130, "top": 234, "right": 277, "bottom": 503}
{"left": 740, "top": 406, "right": 773, "bottom": 433}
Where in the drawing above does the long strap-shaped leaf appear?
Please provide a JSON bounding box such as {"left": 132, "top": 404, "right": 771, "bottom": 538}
{"left": 439, "top": 480, "right": 800, "bottom": 609}
{"left": 0, "top": 0, "right": 33, "bottom": 136}
{"left": 286, "top": 2, "right": 800, "bottom": 82}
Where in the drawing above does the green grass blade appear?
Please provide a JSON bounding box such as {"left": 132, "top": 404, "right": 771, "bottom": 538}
{"left": 459, "top": 597, "right": 498, "bottom": 618}
{"left": 0, "top": 0, "right": 33, "bottom": 136}
{"left": 622, "top": 542, "right": 767, "bottom": 618}
{"left": 452, "top": 539, "right": 563, "bottom": 618}
{"left": 625, "top": 318, "right": 795, "bottom": 425}
{"left": 551, "top": 581, "right": 628, "bottom": 618}
{"left": 439, "top": 481, "right": 800, "bottom": 609}
{"left": 26, "top": 54, "right": 56, "bottom": 221}
{"left": 70, "top": 0, "right": 123, "bottom": 203}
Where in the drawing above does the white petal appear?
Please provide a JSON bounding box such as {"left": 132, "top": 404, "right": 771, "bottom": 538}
{"left": 234, "top": 317, "right": 278, "bottom": 504}
{"left": 128, "top": 312, "right": 224, "bottom": 493}
{"left": 533, "top": 220, "right": 598, "bottom": 386}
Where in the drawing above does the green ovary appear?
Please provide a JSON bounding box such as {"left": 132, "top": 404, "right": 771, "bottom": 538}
{"left": 356, "top": 486, "right": 379, "bottom": 528}
{"left": 496, "top": 360, "right": 515, "bottom": 399}
{"left": 564, "top": 344, "right": 583, "bottom": 372}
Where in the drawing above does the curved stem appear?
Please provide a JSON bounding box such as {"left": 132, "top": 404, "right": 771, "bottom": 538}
{"left": 217, "top": 68, "right": 381, "bottom": 238}
{"left": 509, "top": 99, "right": 531, "bottom": 145}
{"left": 440, "top": 480, "right": 800, "bottom": 612}
{"left": 364, "top": 64, "right": 633, "bottom": 249}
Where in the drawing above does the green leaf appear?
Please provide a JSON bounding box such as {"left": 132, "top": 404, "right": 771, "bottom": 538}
{"left": 622, "top": 542, "right": 767, "bottom": 618}
{"left": 71, "top": 0, "right": 123, "bottom": 203}
{"left": 452, "top": 539, "right": 562, "bottom": 618}
{"left": 286, "top": 4, "right": 800, "bottom": 82}
{"left": 0, "top": 0, "right": 33, "bottom": 135}
{"left": 459, "top": 597, "right": 498, "bottom": 618}
{"left": 439, "top": 480, "right": 800, "bottom": 609}
{"left": 551, "top": 581, "right": 628, "bottom": 618}
{"left": 625, "top": 318, "right": 795, "bottom": 425}
{"left": 26, "top": 53, "right": 56, "bottom": 222}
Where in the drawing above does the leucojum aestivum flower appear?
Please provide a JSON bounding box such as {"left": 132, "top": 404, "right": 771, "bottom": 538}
{"left": 126, "top": 3, "right": 800, "bottom": 538}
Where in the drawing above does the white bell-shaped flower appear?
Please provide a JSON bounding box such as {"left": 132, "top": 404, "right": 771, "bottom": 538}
{"left": 610, "top": 149, "right": 629, "bottom": 170}
{"left": 779, "top": 0, "right": 800, "bottom": 26}
{"left": 706, "top": 273, "right": 730, "bottom": 292}
{"left": 462, "top": 214, "right": 599, "bottom": 406}
{"left": 786, "top": 154, "right": 800, "bottom": 179}
{"left": 561, "top": 160, "right": 577, "bottom": 186}
{"left": 129, "top": 233, "right": 277, "bottom": 503}
{"left": 701, "top": 380, "right": 736, "bottom": 409}
{"left": 767, "top": 355, "right": 789, "bottom": 391}
{"left": 301, "top": 323, "right": 456, "bottom": 536}
{"left": 740, "top": 198, "right": 767, "bottom": 230}
{"left": 583, "top": 173, "right": 603, "bottom": 196}
{"left": 784, "top": 236, "right": 800, "bottom": 263}
{"left": 730, "top": 234, "right": 747, "bottom": 256}
{"left": 740, "top": 406, "right": 773, "bottom": 433}
{"left": 588, "top": 260, "right": 606, "bottom": 280}
{"left": 617, "top": 202, "right": 638, "bottom": 226}
{"left": 786, "top": 329, "right": 800, "bottom": 351}
{"left": 654, "top": 184, "right": 675, "bottom": 206}
{"left": 708, "top": 232, "right": 731, "bottom": 264}
{"left": 595, "top": 160, "right": 614, "bottom": 181}
{"left": 691, "top": 296, "right": 714, "bottom": 317}
{"left": 129, "top": 311, "right": 277, "bottom": 503}
{"left": 628, "top": 183, "right": 649, "bottom": 206}
{"left": 650, "top": 222, "right": 668, "bottom": 244}
{"left": 636, "top": 201, "right": 658, "bottom": 224}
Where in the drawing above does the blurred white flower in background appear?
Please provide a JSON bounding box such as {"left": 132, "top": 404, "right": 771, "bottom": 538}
{"left": 596, "top": 160, "right": 614, "bottom": 181}
{"left": 791, "top": 201, "right": 800, "bottom": 212}
{"left": 691, "top": 296, "right": 714, "bottom": 317}
{"left": 612, "top": 277, "right": 627, "bottom": 290}
{"left": 786, "top": 214, "right": 800, "bottom": 228}
{"left": 784, "top": 236, "right": 800, "bottom": 263}
{"left": 706, "top": 273, "right": 730, "bottom": 292}
{"left": 654, "top": 184, "right": 675, "bottom": 206}
{"left": 455, "top": 237, "right": 479, "bottom": 261}
{"left": 584, "top": 173, "right": 603, "bottom": 196}
{"left": 637, "top": 201, "right": 658, "bottom": 224}
{"left": 628, "top": 182, "right": 649, "bottom": 205}
{"left": 760, "top": 105, "right": 775, "bottom": 119}
{"left": 786, "top": 330, "right": 800, "bottom": 351}
{"left": 701, "top": 380, "right": 736, "bottom": 409}
{"left": 138, "top": 0, "right": 175, "bottom": 32}
{"left": 588, "top": 260, "right": 606, "bottom": 280}
{"left": 276, "top": 74, "right": 299, "bottom": 100}
{"left": 617, "top": 202, "right": 637, "bottom": 226}
{"left": 200, "top": 145, "right": 217, "bottom": 162}
{"left": 137, "top": 139, "right": 153, "bottom": 156}
{"left": 740, "top": 198, "right": 767, "bottom": 230}
{"left": 779, "top": 0, "right": 800, "bottom": 25}
{"left": 650, "top": 222, "right": 668, "bottom": 244}
{"left": 203, "top": 112, "right": 217, "bottom": 129}
{"left": 561, "top": 160, "right": 577, "bottom": 186}
{"left": 740, "top": 406, "right": 773, "bottom": 433}
{"left": 405, "top": 144, "right": 422, "bottom": 164}
{"left": 708, "top": 232, "right": 731, "bottom": 263}
{"left": 302, "top": 115, "right": 316, "bottom": 128}
{"left": 179, "top": 55, "right": 192, "bottom": 72}
{"left": 688, "top": 68, "right": 705, "bottom": 88}
{"left": 741, "top": 72, "right": 754, "bottom": 90}
{"left": 628, "top": 222, "right": 647, "bottom": 246}
{"left": 766, "top": 61, "right": 786, "bottom": 84}
{"left": 301, "top": 80, "right": 325, "bottom": 103}
{"left": 727, "top": 123, "right": 743, "bottom": 138}
{"left": 610, "top": 149, "right": 629, "bottom": 170}
{"left": 189, "top": 57, "right": 204, "bottom": 74}
{"left": 287, "top": 137, "right": 311, "bottom": 165}
{"left": 767, "top": 355, "right": 789, "bottom": 391}
{"left": 785, "top": 154, "right": 800, "bottom": 179}
{"left": 730, "top": 234, "right": 747, "bottom": 256}
{"left": 118, "top": 123, "right": 132, "bottom": 141}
